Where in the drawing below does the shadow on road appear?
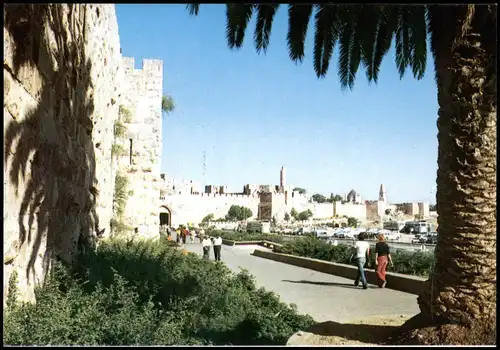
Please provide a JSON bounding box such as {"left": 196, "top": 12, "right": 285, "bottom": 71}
{"left": 282, "top": 279, "right": 378, "bottom": 289}
{"left": 302, "top": 320, "right": 401, "bottom": 344}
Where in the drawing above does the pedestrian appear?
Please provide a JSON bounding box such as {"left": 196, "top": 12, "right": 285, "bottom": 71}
{"left": 176, "top": 226, "right": 181, "bottom": 244}
{"left": 202, "top": 235, "right": 212, "bottom": 260}
{"left": 353, "top": 232, "right": 370, "bottom": 290}
{"left": 185, "top": 227, "right": 190, "bottom": 244}
{"left": 199, "top": 228, "right": 205, "bottom": 243}
{"left": 181, "top": 226, "right": 187, "bottom": 244}
{"left": 213, "top": 234, "right": 223, "bottom": 261}
{"left": 191, "top": 229, "right": 196, "bottom": 243}
{"left": 375, "top": 233, "right": 394, "bottom": 288}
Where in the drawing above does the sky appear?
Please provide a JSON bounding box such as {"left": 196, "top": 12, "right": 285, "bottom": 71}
{"left": 116, "top": 4, "right": 438, "bottom": 204}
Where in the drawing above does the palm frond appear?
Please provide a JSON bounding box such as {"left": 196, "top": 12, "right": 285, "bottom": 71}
{"left": 338, "top": 20, "right": 353, "bottom": 90}
{"left": 287, "top": 4, "right": 313, "bottom": 63}
{"left": 225, "top": 4, "right": 255, "bottom": 49}
{"left": 254, "top": 4, "right": 280, "bottom": 54}
{"left": 186, "top": 4, "right": 200, "bottom": 16}
{"left": 347, "top": 24, "right": 362, "bottom": 90}
{"left": 371, "top": 6, "right": 397, "bottom": 83}
{"left": 357, "top": 6, "right": 382, "bottom": 83}
{"left": 313, "top": 4, "right": 338, "bottom": 78}
{"left": 409, "top": 6, "right": 427, "bottom": 79}
{"left": 395, "top": 6, "right": 412, "bottom": 79}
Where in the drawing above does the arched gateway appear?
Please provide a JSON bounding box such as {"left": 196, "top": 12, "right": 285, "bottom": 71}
{"left": 159, "top": 205, "right": 172, "bottom": 227}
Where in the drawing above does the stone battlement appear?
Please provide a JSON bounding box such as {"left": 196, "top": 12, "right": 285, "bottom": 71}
{"left": 122, "top": 57, "right": 163, "bottom": 73}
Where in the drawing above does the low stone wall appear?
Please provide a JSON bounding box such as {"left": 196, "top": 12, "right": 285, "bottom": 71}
{"left": 252, "top": 250, "right": 425, "bottom": 295}
{"left": 221, "top": 239, "right": 283, "bottom": 248}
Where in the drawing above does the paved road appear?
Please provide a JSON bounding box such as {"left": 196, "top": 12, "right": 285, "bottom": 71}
{"left": 182, "top": 242, "right": 420, "bottom": 323}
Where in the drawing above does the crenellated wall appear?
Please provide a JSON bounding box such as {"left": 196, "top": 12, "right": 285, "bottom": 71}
{"left": 3, "top": 4, "right": 123, "bottom": 303}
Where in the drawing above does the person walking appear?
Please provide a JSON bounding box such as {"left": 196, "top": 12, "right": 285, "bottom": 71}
{"left": 202, "top": 236, "right": 212, "bottom": 260}
{"left": 213, "top": 234, "right": 223, "bottom": 261}
{"left": 353, "top": 232, "right": 371, "bottom": 290}
{"left": 375, "top": 233, "right": 393, "bottom": 288}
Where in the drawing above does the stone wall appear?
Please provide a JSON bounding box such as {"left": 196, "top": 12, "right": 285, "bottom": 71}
{"left": 161, "top": 192, "right": 334, "bottom": 226}
{"left": 116, "top": 58, "right": 163, "bottom": 238}
{"left": 162, "top": 193, "right": 261, "bottom": 226}
{"left": 3, "top": 4, "right": 123, "bottom": 303}
{"left": 333, "top": 201, "right": 367, "bottom": 220}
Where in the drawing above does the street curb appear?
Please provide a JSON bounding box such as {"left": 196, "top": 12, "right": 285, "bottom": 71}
{"left": 251, "top": 250, "right": 425, "bottom": 295}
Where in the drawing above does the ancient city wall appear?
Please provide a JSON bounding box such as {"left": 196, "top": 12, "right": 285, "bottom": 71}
{"left": 117, "top": 58, "right": 163, "bottom": 237}
{"left": 3, "top": 4, "right": 122, "bottom": 302}
{"left": 161, "top": 193, "right": 260, "bottom": 226}
{"left": 333, "top": 201, "right": 367, "bottom": 220}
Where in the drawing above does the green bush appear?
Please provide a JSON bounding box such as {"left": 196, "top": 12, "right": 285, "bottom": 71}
{"left": 275, "top": 237, "right": 434, "bottom": 277}
{"left": 212, "top": 230, "right": 284, "bottom": 244}
{"left": 3, "top": 237, "right": 313, "bottom": 345}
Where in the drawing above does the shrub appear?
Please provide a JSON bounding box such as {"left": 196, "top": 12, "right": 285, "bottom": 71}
{"left": 114, "top": 120, "right": 127, "bottom": 138}
{"left": 276, "top": 237, "right": 434, "bottom": 277}
{"left": 3, "top": 238, "right": 314, "bottom": 345}
{"left": 212, "top": 230, "right": 284, "bottom": 244}
{"left": 119, "top": 105, "right": 133, "bottom": 123}
{"left": 111, "top": 143, "right": 127, "bottom": 157}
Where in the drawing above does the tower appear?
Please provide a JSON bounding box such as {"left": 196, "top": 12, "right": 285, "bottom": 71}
{"left": 379, "top": 184, "right": 387, "bottom": 203}
{"left": 280, "top": 166, "right": 286, "bottom": 188}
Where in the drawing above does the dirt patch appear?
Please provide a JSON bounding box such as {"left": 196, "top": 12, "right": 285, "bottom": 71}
{"left": 286, "top": 314, "right": 413, "bottom": 346}
{"left": 387, "top": 313, "right": 497, "bottom": 345}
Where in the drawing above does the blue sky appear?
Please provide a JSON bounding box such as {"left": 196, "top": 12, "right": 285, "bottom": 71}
{"left": 116, "top": 4, "right": 438, "bottom": 203}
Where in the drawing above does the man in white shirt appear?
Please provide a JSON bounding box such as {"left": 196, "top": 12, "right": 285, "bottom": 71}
{"left": 353, "top": 232, "right": 371, "bottom": 290}
{"left": 213, "top": 235, "right": 223, "bottom": 261}
{"left": 202, "top": 236, "right": 212, "bottom": 260}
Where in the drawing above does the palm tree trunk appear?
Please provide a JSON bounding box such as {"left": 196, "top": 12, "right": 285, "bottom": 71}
{"left": 418, "top": 6, "right": 497, "bottom": 326}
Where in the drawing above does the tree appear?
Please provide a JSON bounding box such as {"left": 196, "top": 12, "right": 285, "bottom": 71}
{"left": 293, "top": 187, "right": 306, "bottom": 195}
{"left": 298, "top": 209, "right": 313, "bottom": 221}
{"left": 347, "top": 217, "right": 360, "bottom": 228}
{"left": 333, "top": 195, "right": 343, "bottom": 202}
{"left": 201, "top": 213, "right": 215, "bottom": 223}
{"left": 312, "top": 193, "right": 327, "bottom": 203}
{"left": 284, "top": 212, "right": 290, "bottom": 222}
{"left": 186, "top": 4, "right": 497, "bottom": 340}
{"left": 162, "top": 94, "right": 175, "bottom": 115}
{"left": 290, "top": 208, "right": 299, "bottom": 221}
{"left": 226, "top": 205, "right": 253, "bottom": 221}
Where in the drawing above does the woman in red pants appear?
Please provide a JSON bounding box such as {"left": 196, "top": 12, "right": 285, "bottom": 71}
{"left": 375, "top": 234, "right": 394, "bottom": 288}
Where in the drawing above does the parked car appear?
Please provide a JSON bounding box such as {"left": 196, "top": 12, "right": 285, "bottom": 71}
{"left": 426, "top": 232, "right": 438, "bottom": 244}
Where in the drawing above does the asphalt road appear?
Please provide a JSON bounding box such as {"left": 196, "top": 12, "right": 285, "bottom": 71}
{"left": 182, "top": 242, "right": 420, "bottom": 323}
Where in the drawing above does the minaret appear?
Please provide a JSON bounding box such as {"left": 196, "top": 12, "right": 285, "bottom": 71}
{"left": 280, "top": 166, "right": 286, "bottom": 189}
{"left": 379, "top": 184, "right": 387, "bottom": 203}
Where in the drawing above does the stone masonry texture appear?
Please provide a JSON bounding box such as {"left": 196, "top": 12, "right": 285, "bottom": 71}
{"left": 3, "top": 4, "right": 162, "bottom": 304}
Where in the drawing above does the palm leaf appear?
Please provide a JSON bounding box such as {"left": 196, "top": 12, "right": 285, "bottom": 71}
{"left": 313, "top": 4, "right": 338, "bottom": 78}
{"left": 254, "top": 4, "right": 280, "bottom": 54}
{"left": 347, "top": 22, "right": 362, "bottom": 90}
{"left": 225, "top": 4, "right": 255, "bottom": 49}
{"left": 356, "top": 6, "right": 382, "bottom": 83}
{"left": 186, "top": 4, "right": 200, "bottom": 16}
{"left": 409, "top": 5, "right": 427, "bottom": 79}
{"left": 371, "top": 6, "right": 397, "bottom": 83}
{"left": 395, "top": 6, "right": 412, "bottom": 79}
{"left": 287, "top": 4, "right": 313, "bottom": 63}
{"left": 338, "top": 19, "right": 353, "bottom": 90}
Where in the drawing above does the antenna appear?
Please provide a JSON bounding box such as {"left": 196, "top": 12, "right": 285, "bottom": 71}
{"left": 203, "top": 150, "right": 207, "bottom": 186}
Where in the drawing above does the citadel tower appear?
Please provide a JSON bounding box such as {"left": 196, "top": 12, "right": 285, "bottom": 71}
{"left": 280, "top": 166, "right": 286, "bottom": 188}
{"left": 379, "top": 184, "right": 387, "bottom": 203}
